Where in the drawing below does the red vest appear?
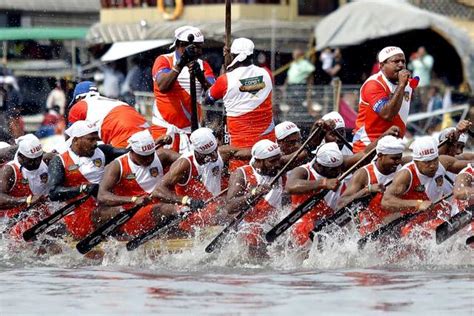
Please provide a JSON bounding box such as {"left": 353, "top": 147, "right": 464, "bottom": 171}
{"left": 3, "top": 163, "right": 32, "bottom": 218}
{"left": 175, "top": 155, "right": 214, "bottom": 201}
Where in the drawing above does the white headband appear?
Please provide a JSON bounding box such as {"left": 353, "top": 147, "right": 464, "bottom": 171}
{"left": 190, "top": 127, "right": 217, "bottom": 154}
{"left": 410, "top": 136, "right": 438, "bottom": 162}
{"left": 316, "top": 142, "right": 343, "bottom": 167}
{"left": 251, "top": 139, "right": 281, "bottom": 160}
{"left": 275, "top": 121, "right": 300, "bottom": 140}
{"left": 378, "top": 46, "right": 405, "bottom": 63}
{"left": 66, "top": 120, "right": 98, "bottom": 139}
{"left": 170, "top": 26, "right": 204, "bottom": 49}
{"left": 439, "top": 127, "right": 468, "bottom": 144}
{"left": 227, "top": 38, "right": 255, "bottom": 69}
{"left": 15, "top": 134, "right": 43, "bottom": 159}
{"left": 128, "top": 130, "right": 156, "bottom": 156}
{"left": 322, "top": 111, "right": 345, "bottom": 129}
{"left": 376, "top": 135, "right": 405, "bottom": 155}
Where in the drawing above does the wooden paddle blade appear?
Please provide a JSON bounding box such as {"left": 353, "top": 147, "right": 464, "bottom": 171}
{"left": 435, "top": 207, "right": 473, "bottom": 245}
{"left": 126, "top": 214, "right": 180, "bottom": 251}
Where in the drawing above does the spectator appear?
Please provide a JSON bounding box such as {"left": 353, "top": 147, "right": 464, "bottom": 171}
{"left": 0, "top": 76, "right": 24, "bottom": 138}
{"left": 408, "top": 46, "right": 434, "bottom": 111}
{"left": 320, "top": 48, "right": 334, "bottom": 74}
{"left": 285, "top": 48, "right": 315, "bottom": 115}
{"left": 36, "top": 105, "right": 66, "bottom": 139}
{"left": 326, "top": 48, "right": 344, "bottom": 80}
{"left": 121, "top": 56, "right": 153, "bottom": 104}
{"left": 46, "top": 79, "right": 67, "bottom": 115}
{"left": 102, "top": 62, "right": 125, "bottom": 99}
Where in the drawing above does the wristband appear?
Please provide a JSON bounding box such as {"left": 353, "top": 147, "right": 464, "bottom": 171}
{"left": 416, "top": 199, "right": 423, "bottom": 210}
{"left": 26, "top": 195, "right": 33, "bottom": 206}
{"left": 131, "top": 196, "right": 138, "bottom": 203}
{"left": 321, "top": 178, "right": 327, "bottom": 189}
{"left": 182, "top": 195, "right": 190, "bottom": 206}
{"left": 367, "top": 183, "right": 372, "bottom": 193}
{"left": 80, "top": 184, "right": 87, "bottom": 193}
{"left": 251, "top": 188, "right": 257, "bottom": 196}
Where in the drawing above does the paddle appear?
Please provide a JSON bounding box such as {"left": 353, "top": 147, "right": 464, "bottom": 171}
{"left": 75, "top": 197, "right": 151, "bottom": 254}
{"left": 126, "top": 188, "right": 228, "bottom": 251}
{"left": 357, "top": 192, "right": 453, "bottom": 249}
{"left": 23, "top": 193, "right": 92, "bottom": 241}
{"left": 2, "top": 197, "right": 46, "bottom": 235}
{"left": 265, "top": 146, "right": 377, "bottom": 244}
{"left": 188, "top": 34, "right": 198, "bottom": 132}
{"left": 204, "top": 126, "right": 322, "bottom": 253}
{"left": 333, "top": 129, "right": 353, "bottom": 151}
{"left": 435, "top": 204, "right": 473, "bottom": 244}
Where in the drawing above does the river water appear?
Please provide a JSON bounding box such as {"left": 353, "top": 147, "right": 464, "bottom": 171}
{"left": 1, "top": 223, "right": 473, "bottom": 315}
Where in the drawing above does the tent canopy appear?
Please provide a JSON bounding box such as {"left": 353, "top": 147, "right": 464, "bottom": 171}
{"left": 0, "top": 27, "right": 88, "bottom": 41}
{"left": 315, "top": 0, "right": 474, "bottom": 89}
{"left": 101, "top": 40, "right": 172, "bottom": 62}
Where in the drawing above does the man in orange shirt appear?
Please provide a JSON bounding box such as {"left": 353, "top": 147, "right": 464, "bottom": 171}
{"left": 151, "top": 26, "right": 215, "bottom": 152}
{"left": 353, "top": 46, "right": 415, "bottom": 153}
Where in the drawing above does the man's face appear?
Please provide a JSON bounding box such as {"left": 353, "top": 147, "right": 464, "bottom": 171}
{"left": 256, "top": 154, "right": 282, "bottom": 177}
{"left": 195, "top": 149, "right": 218, "bottom": 164}
{"left": 132, "top": 151, "right": 155, "bottom": 167}
{"left": 277, "top": 132, "right": 302, "bottom": 155}
{"left": 416, "top": 157, "right": 439, "bottom": 178}
{"left": 75, "top": 132, "right": 99, "bottom": 157}
{"left": 19, "top": 153, "right": 43, "bottom": 171}
{"left": 325, "top": 128, "right": 346, "bottom": 149}
{"left": 381, "top": 53, "right": 406, "bottom": 82}
{"left": 378, "top": 153, "right": 402, "bottom": 174}
{"left": 314, "top": 162, "right": 342, "bottom": 179}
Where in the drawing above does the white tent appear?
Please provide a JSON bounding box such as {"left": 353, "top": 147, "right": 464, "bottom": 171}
{"left": 315, "top": 0, "right": 474, "bottom": 89}
{"left": 100, "top": 40, "right": 172, "bottom": 62}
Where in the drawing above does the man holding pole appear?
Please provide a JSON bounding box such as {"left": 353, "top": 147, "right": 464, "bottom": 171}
{"left": 151, "top": 26, "right": 215, "bottom": 152}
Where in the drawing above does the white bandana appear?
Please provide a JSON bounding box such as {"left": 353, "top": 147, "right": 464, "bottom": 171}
{"left": 378, "top": 46, "right": 405, "bottom": 63}
{"left": 275, "top": 121, "right": 300, "bottom": 140}
{"left": 322, "top": 111, "right": 345, "bottom": 129}
{"left": 170, "top": 26, "right": 204, "bottom": 49}
{"left": 316, "top": 142, "right": 343, "bottom": 167}
{"left": 128, "top": 130, "right": 156, "bottom": 156}
{"left": 227, "top": 38, "right": 255, "bottom": 69}
{"left": 190, "top": 127, "right": 217, "bottom": 154}
{"left": 376, "top": 135, "right": 405, "bottom": 155}
{"left": 410, "top": 136, "right": 438, "bottom": 162}
{"left": 251, "top": 139, "right": 281, "bottom": 160}
{"left": 15, "top": 134, "right": 43, "bottom": 159}
{"left": 66, "top": 120, "right": 98, "bottom": 140}
{"left": 438, "top": 127, "right": 467, "bottom": 144}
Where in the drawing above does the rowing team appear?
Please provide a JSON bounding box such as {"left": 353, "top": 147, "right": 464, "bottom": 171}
{"left": 0, "top": 113, "right": 472, "bottom": 258}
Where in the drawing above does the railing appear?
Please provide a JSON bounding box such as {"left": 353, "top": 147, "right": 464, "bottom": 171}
{"left": 408, "top": 0, "right": 474, "bottom": 20}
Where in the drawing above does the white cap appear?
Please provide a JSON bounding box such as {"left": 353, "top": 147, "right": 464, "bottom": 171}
{"left": 275, "top": 121, "right": 300, "bottom": 140}
{"left": 15, "top": 134, "right": 43, "bottom": 159}
{"left": 378, "top": 46, "right": 405, "bottom": 63}
{"left": 190, "top": 127, "right": 217, "bottom": 154}
{"left": 322, "top": 111, "right": 345, "bottom": 129}
{"left": 170, "top": 26, "right": 204, "bottom": 49}
{"left": 315, "top": 142, "right": 343, "bottom": 167}
{"left": 227, "top": 38, "right": 255, "bottom": 69}
{"left": 251, "top": 139, "right": 281, "bottom": 160}
{"left": 410, "top": 136, "right": 438, "bottom": 162}
{"left": 438, "top": 127, "right": 468, "bottom": 144}
{"left": 66, "top": 120, "right": 98, "bottom": 140}
{"left": 128, "top": 130, "right": 156, "bottom": 156}
{"left": 376, "top": 135, "right": 405, "bottom": 155}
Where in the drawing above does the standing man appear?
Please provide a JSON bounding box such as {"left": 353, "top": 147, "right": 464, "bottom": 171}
{"left": 408, "top": 46, "right": 434, "bottom": 109}
{"left": 353, "top": 46, "right": 413, "bottom": 153}
{"left": 152, "top": 26, "right": 215, "bottom": 152}
{"left": 206, "top": 38, "right": 275, "bottom": 171}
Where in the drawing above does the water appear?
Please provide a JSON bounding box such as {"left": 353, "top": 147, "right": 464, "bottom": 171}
{"left": 1, "top": 221, "right": 473, "bottom": 315}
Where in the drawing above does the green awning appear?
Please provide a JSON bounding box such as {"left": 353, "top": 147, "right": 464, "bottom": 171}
{"left": 0, "top": 27, "right": 88, "bottom": 41}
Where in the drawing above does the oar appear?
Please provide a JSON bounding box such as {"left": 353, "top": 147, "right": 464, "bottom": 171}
{"left": 204, "top": 126, "right": 322, "bottom": 253}
{"left": 75, "top": 197, "right": 151, "bottom": 254}
{"left": 23, "top": 193, "right": 92, "bottom": 241}
{"left": 435, "top": 204, "right": 473, "bottom": 244}
{"left": 357, "top": 192, "right": 453, "bottom": 249}
{"left": 126, "top": 188, "right": 228, "bottom": 251}
{"left": 333, "top": 128, "right": 353, "bottom": 151}
{"left": 188, "top": 34, "right": 198, "bottom": 132}
{"left": 265, "top": 146, "right": 377, "bottom": 244}
{"left": 309, "top": 138, "right": 451, "bottom": 239}
{"left": 2, "top": 197, "right": 46, "bottom": 235}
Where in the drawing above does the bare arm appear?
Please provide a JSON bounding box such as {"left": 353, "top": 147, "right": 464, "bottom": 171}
{"left": 97, "top": 161, "right": 136, "bottom": 207}
{"left": 157, "top": 148, "right": 180, "bottom": 168}
{"left": 381, "top": 169, "right": 427, "bottom": 212}
{"left": 0, "top": 164, "right": 27, "bottom": 209}
{"left": 225, "top": 169, "right": 253, "bottom": 215}
{"left": 285, "top": 166, "right": 337, "bottom": 194}
{"left": 156, "top": 68, "right": 181, "bottom": 92}
{"left": 378, "top": 70, "right": 410, "bottom": 121}
{"left": 48, "top": 156, "right": 83, "bottom": 201}
{"left": 218, "top": 145, "right": 251, "bottom": 163}
{"left": 453, "top": 173, "right": 473, "bottom": 203}
{"left": 153, "top": 158, "right": 191, "bottom": 204}
{"left": 440, "top": 155, "right": 472, "bottom": 174}
{"left": 336, "top": 168, "right": 370, "bottom": 209}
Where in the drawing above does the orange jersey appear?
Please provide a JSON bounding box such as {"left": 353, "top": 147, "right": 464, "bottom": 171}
{"left": 152, "top": 52, "right": 214, "bottom": 130}
{"left": 68, "top": 96, "right": 156, "bottom": 148}
{"left": 353, "top": 72, "right": 412, "bottom": 153}
{"left": 209, "top": 65, "right": 275, "bottom": 148}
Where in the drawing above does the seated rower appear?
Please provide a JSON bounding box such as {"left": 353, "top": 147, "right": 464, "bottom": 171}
{"left": 0, "top": 134, "right": 49, "bottom": 239}
{"left": 96, "top": 130, "right": 179, "bottom": 238}
{"left": 337, "top": 136, "right": 405, "bottom": 235}
{"left": 225, "top": 139, "right": 283, "bottom": 257}
{"left": 381, "top": 136, "right": 472, "bottom": 237}
{"left": 48, "top": 121, "right": 128, "bottom": 240}
{"left": 153, "top": 127, "right": 250, "bottom": 234}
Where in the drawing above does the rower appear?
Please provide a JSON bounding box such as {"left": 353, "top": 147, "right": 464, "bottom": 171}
{"left": 96, "top": 130, "right": 179, "bottom": 237}
{"left": 154, "top": 127, "right": 250, "bottom": 233}
{"left": 225, "top": 139, "right": 283, "bottom": 257}
{"left": 321, "top": 111, "right": 353, "bottom": 156}
{"left": 381, "top": 136, "right": 472, "bottom": 237}
{"left": 47, "top": 121, "right": 127, "bottom": 239}
{"left": 437, "top": 120, "right": 472, "bottom": 160}
{"left": 453, "top": 163, "right": 473, "bottom": 209}
{"left": 0, "top": 134, "right": 49, "bottom": 238}
{"left": 337, "top": 135, "right": 405, "bottom": 235}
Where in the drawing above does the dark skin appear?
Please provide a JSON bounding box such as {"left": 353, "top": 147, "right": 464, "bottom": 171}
{"left": 95, "top": 149, "right": 179, "bottom": 227}
{"left": 337, "top": 153, "right": 403, "bottom": 209}
{"left": 225, "top": 154, "right": 282, "bottom": 215}
{"left": 381, "top": 155, "right": 472, "bottom": 213}
{"left": 156, "top": 41, "right": 212, "bottom": 92}
{"left": 0, "top": 153, "right": 47, "bottom": 209}
{"left": 0, "top": 145, "right": 55, "bottom": 166}
{"left": 379, "top": 53, "right": 411, "bottom": 121}
{"left": 438, "top": 120, "right": 472, "bottom": 158}
{"left": 154, "top": 146, "right": 251, "bottom": 204}
{"left": 453, "top": 172, "right": 473, "bottom": 205}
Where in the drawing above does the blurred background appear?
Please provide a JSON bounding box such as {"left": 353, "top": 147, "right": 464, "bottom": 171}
{"left": 0, "top": 0, "right": 472, "bottom": 145}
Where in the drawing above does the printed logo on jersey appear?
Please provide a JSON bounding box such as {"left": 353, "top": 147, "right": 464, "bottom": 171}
{"left": 125, "top": 173, "right": 137, "bottom": 180}
{"left": 149, "top": 167, "right": 159, "bottom": 178}
{"left": 435, "top": 175, "right": 443, "bottom": 187}
{"left": 404, "top": 91, "right": 410, "bottom": 102}
{"left": 212, "top": 166, "right": 220, "bottom": 176}
{"left": 93, "top": 158, "right": 102, "bottom": 168}
{"left": 239, "top": 76, "right": 265, "bottom": 94}
{"left": 40, "top": 173, "right": 48, "bottom": 184}
{"left": 414, "top": 184, "right": 425, "bottom": 192}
